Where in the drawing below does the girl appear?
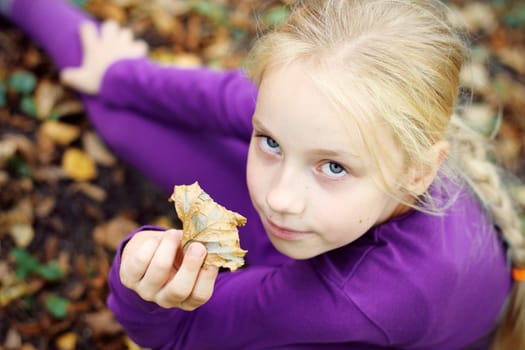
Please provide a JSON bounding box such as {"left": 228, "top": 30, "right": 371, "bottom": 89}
{"left": 3, "top": 0, "right": 524, "bottom": 348}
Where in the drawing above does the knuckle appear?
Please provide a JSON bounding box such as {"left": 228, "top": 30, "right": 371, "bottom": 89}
{"left": 165, "top": 288, "right": 190, "bottom": 304}
{"left": 139, "top": 290, "right": 156, "bottom": 302}
{"left": 191, "top": 291, "right": 211, "bottom": 305}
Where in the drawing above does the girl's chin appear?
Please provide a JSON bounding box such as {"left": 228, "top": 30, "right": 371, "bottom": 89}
{"left": 267, "top": 236, "right": 321, "bottom": 260}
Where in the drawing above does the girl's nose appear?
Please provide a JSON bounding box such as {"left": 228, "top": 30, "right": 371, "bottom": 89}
{"left": 265, "top": 166, "right": 306, "bottom": 215}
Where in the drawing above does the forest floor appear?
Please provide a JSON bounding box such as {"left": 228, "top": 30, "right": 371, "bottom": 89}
{"left": 1, "top": 0, "right": 524, "bottom": 349}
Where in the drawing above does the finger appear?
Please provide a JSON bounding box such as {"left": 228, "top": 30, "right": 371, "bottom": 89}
{"left": 79, "top": 21, "right": 99, "bottom": 52}
{"left": 118, "top": 27, "right": 133, "bottom": 44}
{"left": 138, "top": 230, "right": 182, "bottom": 300}
{"left": 120, "top": 235, "right": 161, "bottom": 289}
{"left": 156, "top": 242, "right": 207, "bottom": 307}
{"left": 60, "top": 68, "right": 96, "bottom": 94}
{"left": 134, "top": 40, "right": 149, "bottom": 55}
{"left": 180, "top": 265, "right": 219, "bottom": 311}
{"left": 101, "top": 20, "right": 120, "bottom": 41}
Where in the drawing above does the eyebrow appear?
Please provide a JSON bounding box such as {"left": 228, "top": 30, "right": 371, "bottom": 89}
{"left": 252, "top": 116, "right": 361, "bottom": 159}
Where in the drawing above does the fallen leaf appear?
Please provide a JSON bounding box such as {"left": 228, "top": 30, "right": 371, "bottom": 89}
{"left": 55, "top": 332, "right": 77, "bottom": 350}
{"left": 40, "top": 121, "right": 80, "bottom": 145}
{"left": 150, "top": 49, "right": 203, "bottom": 67}
{"left": 9, "top": 223, "right": 35, "bottom": 248}
{"left": 69, "top": 182, "right": 107, "bottom": 202}
{"left": 92, "top": 216, "right": 138, "bottom": 251}
{"left": 82, "top": 132, "right": 116, "bottom": 166}
{"left": 52, "top": 100, "right": 84, "bottom": 118}
{"left": 170, "top": 182, "right": 247, "bottom": 271}
{"left": 5, "top": 328, "right": 22, "bottom": 349}
{"left": 0, "top": 281, "right": 29, "bottom": 307}
{"left": 460, "top": 2, "right": 498, "bottom": 34}
{"left": 34, "top": 80, "right": 64, "bottom": 120}
{"left": 61, "top": 148, "right": 98, "bottom": 181}
{"left": 83, "top": 310, "right": 123, "bottom": 337}
{"left": 496, "top": 47, "right": 525, "bottom": 75}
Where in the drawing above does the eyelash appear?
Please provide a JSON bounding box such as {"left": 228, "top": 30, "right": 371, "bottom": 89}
{"left": 257, "top": 135, "right": 281, "bottom": 155}
{"left": 255, "top": 134, "right": 349, "bottom": 180}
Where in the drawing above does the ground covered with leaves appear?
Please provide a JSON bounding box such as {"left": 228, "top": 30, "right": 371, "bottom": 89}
{"left": 1, "top": 1, "right": 524, "bottom": 349}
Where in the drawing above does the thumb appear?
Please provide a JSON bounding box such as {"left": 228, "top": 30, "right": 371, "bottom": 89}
{"left": 60, "top": 67, "right": 99, "bottom": 95}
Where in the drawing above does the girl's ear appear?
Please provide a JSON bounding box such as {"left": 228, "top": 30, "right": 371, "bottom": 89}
{"left": 405, "top": 140, "right": 450, "bottom": 196}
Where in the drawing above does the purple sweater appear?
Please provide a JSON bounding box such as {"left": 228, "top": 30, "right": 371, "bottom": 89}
{"left": 100, "top": 60, "right": 511, "bottom": 350}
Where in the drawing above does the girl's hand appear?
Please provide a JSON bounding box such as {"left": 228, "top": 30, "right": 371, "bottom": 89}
{"left": 60, "top": 20, "right": 148, "bottom": 95}
{"left": 120, "top": 229, "right": 219, "bottom": 311}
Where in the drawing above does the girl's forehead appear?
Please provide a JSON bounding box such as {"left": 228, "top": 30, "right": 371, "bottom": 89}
{"left": 257, "top": 64, "right": 376, "bottom": 147}
{"left": 255, "top": 62, "right": 404, "bottom": 171}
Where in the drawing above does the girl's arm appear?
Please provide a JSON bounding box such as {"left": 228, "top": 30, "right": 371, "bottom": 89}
{"left": 108, "top": 228, "right": 384, "bottom": 349}
{"left": 61, "top": 21, "right": 257, "bottom": 140}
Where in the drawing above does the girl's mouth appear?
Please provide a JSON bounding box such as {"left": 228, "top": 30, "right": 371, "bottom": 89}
{"left": 265, "top": 219, "right": 307, "bottom": 241}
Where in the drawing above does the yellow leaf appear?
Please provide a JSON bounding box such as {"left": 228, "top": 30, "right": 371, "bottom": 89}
{"left": 170, "top": 182, "right": 247, "bottom": 271}
{"left": 150, "top": 49, "right": 202, "bottom": 68}
{"left": 40, "top": 121, "right": 80, "bottom": 145}
{"left": 55, "top": 332, "right": 77, "bottom": 350}
{"left": 0, "top": 281, "right": 29, "bottom": 307}
{"left": 61, "top": 148, "right": 97, "bottom": 181}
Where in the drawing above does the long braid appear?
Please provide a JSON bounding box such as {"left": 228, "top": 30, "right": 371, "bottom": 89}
{"left": 448, "top": 115, "right": 525, "bottom": 349}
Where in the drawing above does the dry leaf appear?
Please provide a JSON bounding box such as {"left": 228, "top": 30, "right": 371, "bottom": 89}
{"left": 61, "top": 148, "right": 97, "bottom": 181}
{"left": 150, "top": 49, "right": 203, "bottom": 67}
{"left": 83, "top": 310, "right": 123, "bottom": 337}
{"left": 34, "top": 80, "right": 64, "bottom": 120}
{"left": 69, "top": 182, "right": 107, "bottom": 202}
{"left": 92, "top": 216, "right": 138, "bottom": 251}
{"left": 497, "top": 47, "right": 525, "bottom": 75}
{"left": 40, "top": 121, "right": 80, "bottom": 145}
{"left": 82, "top": 132, "right": 116, "bottom": 167}
{"left": 460, "top": 2, "right": 498, "bottom": 34}
{"left": 170, "top": 182, "right": 247, "bottom": 271}
{"left": 0, "top": 281, "right": 29, "bottom": 307}
{"left": 9, "top": 223, "right": 34, "bottom": 248}
{"left": 55, "top": 332, "right": 77, "bottom": 350}
{"left": 4, "top": 328, "right": 22, "bottom": 349}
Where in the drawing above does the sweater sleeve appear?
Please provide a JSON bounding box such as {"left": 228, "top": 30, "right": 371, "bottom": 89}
{"left": 98, "top": 58, "right": 257, "bottom": 141}
{"left": 107, "top": 228, "right": 385, "bottom": 349}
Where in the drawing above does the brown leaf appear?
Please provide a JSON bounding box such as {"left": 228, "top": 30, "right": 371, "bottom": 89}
{"left": 170, "top": 182, "right": 247, "bottom": 271}
{"left": 92, "top": 216, "right": 138, "bottom": 251}
{"left": 83, "top": 310, "right": 123, "bottom": 337}
{"left": 69, "top": 182, "right": 107, "bottom": 202}
{"left": 5, "top": 328, "right": 22, "bottom": 349}
{"left": 496, "top": 47, "right": 525, "bottom": 75}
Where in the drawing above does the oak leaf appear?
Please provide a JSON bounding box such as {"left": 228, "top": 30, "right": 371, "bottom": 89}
{"left": 170, "top": 182, "right": 247, "bottom": 271}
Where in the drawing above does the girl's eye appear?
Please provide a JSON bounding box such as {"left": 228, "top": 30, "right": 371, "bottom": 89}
{"left": 320, "top": 161, "right": 347, "bottom": 178}
{"left": 259, "top": 136, "right": 281, "bottom": 154}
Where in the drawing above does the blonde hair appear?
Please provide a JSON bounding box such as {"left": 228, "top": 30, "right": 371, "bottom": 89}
{"left": 246, "top": 0, "right": 525, "bottom": 347}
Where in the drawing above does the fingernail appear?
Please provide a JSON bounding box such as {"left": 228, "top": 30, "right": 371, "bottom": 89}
{"left": 187, "top": 243, "right": 205, "bottom": 258}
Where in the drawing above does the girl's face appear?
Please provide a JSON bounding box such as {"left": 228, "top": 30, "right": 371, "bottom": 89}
{"left": 246, "top": 64, "right": 409, "bottom": 259}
